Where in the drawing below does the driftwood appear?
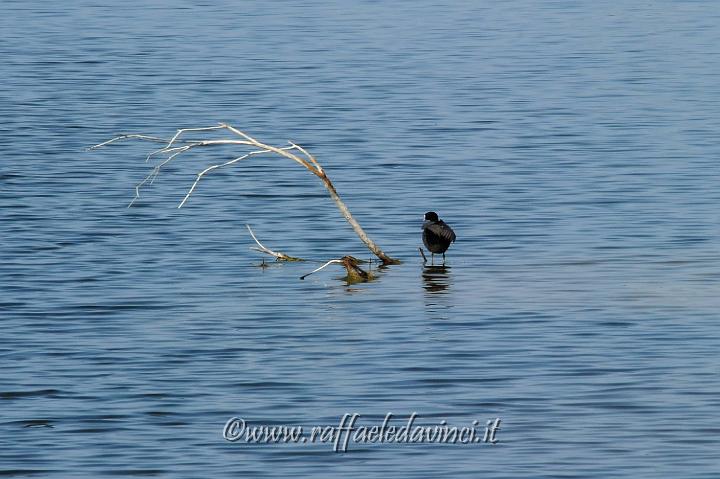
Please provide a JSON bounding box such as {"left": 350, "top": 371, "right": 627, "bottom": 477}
{"left": 89, "top": 123, "right": 399, "bottom": 272}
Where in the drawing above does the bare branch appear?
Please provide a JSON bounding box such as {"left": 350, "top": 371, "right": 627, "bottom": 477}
{"left": 129, "top": 139, "right": 268, "bottom": 207}
{"left": 300, "top": 256, "right": 373, "bottom": 282}
{"left": 87, "top": 134, "right": 169, "bottom": 150}
{"left": 178, "top": 146, "right": 295, "bottom": 208}
{"left": 165, "top": 125, "right": 226, "bottom": 151}
{"left": 223, "top": 124, "right": 316, "bottom": 172}
{"left": 221, "top": 123, "right": 262, "bottom": 144}
{"left": 91, "top": 123, "right": 400, "bottom": 265}
{"left": 129, "top": 145, "right": 193, "bottom": 207}
{"left": 290, "top": 141, "right": 323, "bottom": 174}
{"left": 246, "top": 225, "right": 304, "bottom": 262}
{"left": 300, "top": 259, "right": 344, "bottom": 279}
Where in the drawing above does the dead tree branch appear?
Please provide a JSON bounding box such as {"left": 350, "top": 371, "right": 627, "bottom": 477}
{"left": 90, "top": 123, "right": 399, "bottom": 265}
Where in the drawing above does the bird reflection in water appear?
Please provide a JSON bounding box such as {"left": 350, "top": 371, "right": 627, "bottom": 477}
{"left": 422, "top": 264, "right": 452, "bottom": 293}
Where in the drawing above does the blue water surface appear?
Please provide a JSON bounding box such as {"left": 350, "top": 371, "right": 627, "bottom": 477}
{"left": 1, "top": 1, "right": 719, "bottom": 477}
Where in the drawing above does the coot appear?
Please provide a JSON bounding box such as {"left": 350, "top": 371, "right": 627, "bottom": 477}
{"left": 422, "top": 211, "right": 456, "bottom": 263}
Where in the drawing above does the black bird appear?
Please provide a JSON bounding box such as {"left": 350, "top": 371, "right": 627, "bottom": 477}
{"left": 422, "top": 211, "right": 456, "bottom": 263}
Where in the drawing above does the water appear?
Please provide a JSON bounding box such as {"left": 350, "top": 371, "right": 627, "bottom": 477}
{"left": 2, "top": 1, "right": 719, "bottom": 477}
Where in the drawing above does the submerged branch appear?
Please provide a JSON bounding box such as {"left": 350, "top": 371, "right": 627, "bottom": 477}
{"left": 300, "top": 259, "right": 344, "bottom": 279}
{"left": 246, "top": 225, "right": 304, "bottom": 262}
{"left": 300, "top": 256, "right": 374, "bottom": 283}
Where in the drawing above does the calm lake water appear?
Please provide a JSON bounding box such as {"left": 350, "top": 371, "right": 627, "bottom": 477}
{"left": 2, "top": 1, "right": 719, "bottom": 477}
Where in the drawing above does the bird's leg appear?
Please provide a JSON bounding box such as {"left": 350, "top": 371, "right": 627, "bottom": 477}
{"left": 431, "top": 253, "right": 434, "bottom": 265}
{"left": 442, "top": 252, "right": 446, "bottom": 264}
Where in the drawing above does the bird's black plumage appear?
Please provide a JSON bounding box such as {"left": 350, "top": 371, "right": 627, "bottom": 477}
{"left": 422, "top": 211, "right": 456, "bottom": 262}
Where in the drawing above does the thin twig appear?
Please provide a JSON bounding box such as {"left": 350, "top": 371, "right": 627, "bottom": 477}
{"left": 178, "top": 146, "right": 295, "bottom": 208}
{"left": 300, "top": 260, "right": 344, "bottom": 280}
{"left": 165, "top": 125, "right": 226, "bottom": 151}
{"left": 290, "top": 141, "right": 323, "bottom": 174}
{"left": 223, "top": 124, "right": 315, "bottom": 172}
{"left": 246, "top": 225, "right": 304, "bottom": 262}
{"left": 300, "top": 255, "right": 374, "bottom": 282}
{"left": 128, "top": 145, "right": 192, "bottom": 207}
{"left": 87, "top": 134, "right": 169, "bottom": 150}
